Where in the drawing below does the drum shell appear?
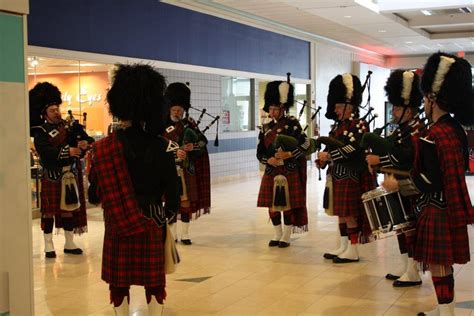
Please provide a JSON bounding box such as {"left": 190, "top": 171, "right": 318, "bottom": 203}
{"left": 362, "top": 187, "right": 414, "bottom": 238}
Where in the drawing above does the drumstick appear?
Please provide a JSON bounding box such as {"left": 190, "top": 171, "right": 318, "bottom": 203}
{"left": 380, "top": 167, "right": 410, "bottom": 177}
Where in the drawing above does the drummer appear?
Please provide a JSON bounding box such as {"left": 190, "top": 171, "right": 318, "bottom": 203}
{"left": 317, "top": 73, "right": 376, "bottom": 263}
{"left": 383, "top": 52, "right": 474, "bottom": 315}
{"left": 364, "top": 70, "right": 423, "bottom": 287}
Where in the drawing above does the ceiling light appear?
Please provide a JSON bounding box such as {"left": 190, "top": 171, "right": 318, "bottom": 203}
{"left": 30, "top": 57, "right": 39, "bottom": 67}
{"left": 378, "top": 30, "right": 387, "bottom": 33}
{"left": 421, "top": 10, "right": 432, "bottom": 16}
{"left": 344, "top": 15, "right": 352, "bottom": 18}
{"left": 405, "top": 41, "right": 413, "bottom": 44}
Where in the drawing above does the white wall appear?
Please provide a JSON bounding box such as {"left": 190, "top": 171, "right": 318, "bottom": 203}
{"left": 314, "top": 44, "right": 390, "bottom": 139}
{"left": 355, "top": 62, "right": 391, "bottom": 129}
{"left": 314, "top": 43, "right": 353, "bottom": 138}
{"left": 160, "top": 68, "right": 259, "bottom": 179}
{"left": 0, "top": 1, "right": 34, "bottom": 315}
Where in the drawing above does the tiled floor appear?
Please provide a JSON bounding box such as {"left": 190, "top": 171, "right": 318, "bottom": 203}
{"left": 32, "top": 168, "right": 474, "bottom": 315}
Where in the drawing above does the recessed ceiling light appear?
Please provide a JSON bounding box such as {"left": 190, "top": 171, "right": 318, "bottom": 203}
{"left": 405, "top": 41, "right": 413, "bottom": 44}
{"left": 344, "top": 15, "right": 352, "bottom": 18}
{"left": 378, "top": 30, "right": 387, "bottom": 33}
{"left": 421, "top": 10, "right": 432, "bottom": 16}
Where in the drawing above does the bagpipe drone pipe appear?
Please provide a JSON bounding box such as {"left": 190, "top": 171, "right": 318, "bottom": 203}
{"left": 64, "top": 110, "right": 93, "bottom": 158}
{"left": 189, "top": 106, "right": 220, "bottom": 147}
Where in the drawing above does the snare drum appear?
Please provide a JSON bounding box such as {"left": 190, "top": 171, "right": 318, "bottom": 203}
{"left": 361, "top": 186, "right": 414, "bottom": 238}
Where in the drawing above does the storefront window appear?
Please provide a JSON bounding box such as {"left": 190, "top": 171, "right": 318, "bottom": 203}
{"left": 288, "top": 83, "right": 309, "bottom": 128}
{"left": 27, "top": 56, "right": 112, "bottom": 137}
{"left": 221, "top": 77, "right": 253, "bottom": 132}
{"left": 258, "top": 81, "right": 309, "bottom": 129}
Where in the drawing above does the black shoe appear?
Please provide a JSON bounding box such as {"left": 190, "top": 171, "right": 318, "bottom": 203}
{"left": 385, "top": 273, "right": 400, "bottom": 280}
{"left": 64, "top": 248, "right": 83, "bottom": 255}
{"left": 45, "top": 251, "right": 56, "bottom": 258}
{"left": 323, "top": 253, "right": 337, "bottom": 259}
{"left": 393, "top": 279, "right": 422, "bottom": 287}
{"left": 278, "top": 241, "right": 290, "bottom": 248}
{"left": 268, "top": 240, "right": 279, "bottom": 247}
{"left": 181, "top": 239, "right": 192, "bottom": 245}
{"left": 332, "top": 256, "right": 359, "bottom": 263}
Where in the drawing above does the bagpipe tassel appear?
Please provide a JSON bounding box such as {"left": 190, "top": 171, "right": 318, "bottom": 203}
{"left": 274, "top": 186, "right": 287, "bottom": 206}
{"left": 272, "top": 175, "right": 291, "bottom": 212}
{"left": 65, "top": 184, "right": 79, "bottom": 205}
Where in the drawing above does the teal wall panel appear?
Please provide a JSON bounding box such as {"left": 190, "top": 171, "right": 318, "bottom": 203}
{"left": 0, "top": 13, "right": 24, "bottom": 83}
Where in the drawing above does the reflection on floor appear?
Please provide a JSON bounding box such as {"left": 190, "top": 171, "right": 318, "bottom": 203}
{"left": 33, "top": 168, "right": 474, "bottom": 315}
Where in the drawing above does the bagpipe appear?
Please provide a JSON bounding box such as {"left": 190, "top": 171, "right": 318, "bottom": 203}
{"left": 360, "top": 113, "right": 426, "bottom": 156}
{"left": 164, "top": 119, "right": 200, "bottom": 154}
{"left": 360, "top": 112, "right": 430, "bottom": 176}
{"left": 315, "top": 71, "right": 376, "bottom": 173}
{"left": 189, "top": 105, "right": 220, "bottom": 147}
{"left": 269, "top": 73, "right": 321, "bottom": 156}
{"left": 316, "top": 108, "right": 378, "bottom": 172}
{"left": 64, "top": 110, "right": 91, "bottom": 157}
{"left": 164, "top": 109, "right": 221, "bottom": 159}
{"left": 272, "top": 106, "right": 322, "bottom": 155}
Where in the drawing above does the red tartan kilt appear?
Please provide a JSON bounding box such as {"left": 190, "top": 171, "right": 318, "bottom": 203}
{"left": 194, "top": 152, "right": 211, "bottom": 210}
{"left": 257, "top": 167, "right": 306, "bottom": 208}
{"left": 40, "top": 173, "right": 86, "bottom": 216}
{"left": 332, "top": 177, "right": 365, "bottom": 217}
{"left": 413, "top": 205, "right": 471, "bottom": 267}
{"left": 102, "top": 222, "right": 166, "bottom": 287}
{"left": 40, "top": 178, "right": 62, "bottom": 216}
{"left": 183, "top": 171, "right": 198, "bottom": 202}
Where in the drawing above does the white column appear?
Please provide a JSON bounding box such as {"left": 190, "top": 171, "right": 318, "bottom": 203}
{"left": 0, "top": 1, "right": 34, "bottom": 315}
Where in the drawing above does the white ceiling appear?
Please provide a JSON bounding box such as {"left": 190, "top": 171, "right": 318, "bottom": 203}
{"left": 166, "top": 0, "right": 474, "bottom": 57}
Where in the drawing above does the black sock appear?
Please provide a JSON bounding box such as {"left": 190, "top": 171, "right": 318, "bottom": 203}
{"left": 42, "top": 217, "right": 54, "bottom": 234}
{"left": 62, "top": 217, "right": 75, "bottom": 232}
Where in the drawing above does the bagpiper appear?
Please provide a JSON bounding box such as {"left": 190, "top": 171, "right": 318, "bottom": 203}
{"left": 363, "top": 69, "right": 423, "bottom": 286}
{"left": 257, "top": 80, "right": 310, "bottom": 248}
{"left": 382, "top": 52, "right": 474, "bottom": 315}
{"left": 163, "top": 82, "right": 211, "bottom": 245}
{"left": 30, "top": 82, "right": 93, "bottom": 259}
{"left": 317, "top": 73, "right": 376, "bottom": 263}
